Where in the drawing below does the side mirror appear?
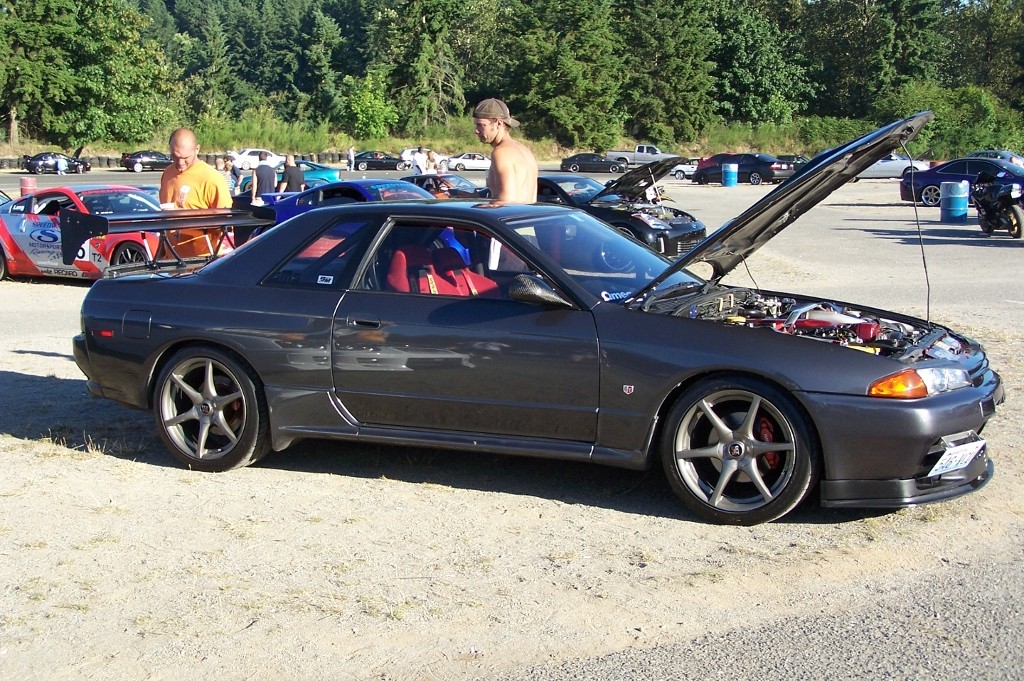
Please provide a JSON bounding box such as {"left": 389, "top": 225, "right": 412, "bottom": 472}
{"left": 508, "top": 274, "right": 573, "bottom": 308}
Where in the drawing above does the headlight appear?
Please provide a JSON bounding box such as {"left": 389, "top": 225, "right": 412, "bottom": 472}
{"left": 868, "top": 367, "right": 971, "bottom": 399}
{"left": 632, "top": 212, "right": 669, "bottom": 229}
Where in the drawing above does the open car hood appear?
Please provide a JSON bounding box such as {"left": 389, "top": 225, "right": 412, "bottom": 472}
{"left": 591, "top": 156, "right": 682, "bottom": 203}
{"left": 633, "top": 111, "right": 933, "bottom": 300}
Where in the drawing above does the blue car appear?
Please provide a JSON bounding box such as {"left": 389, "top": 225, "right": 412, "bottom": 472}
{"left": 899, "top": 157, "right": 1024, "bottom": 206}
{"left": 242, "top": 179, "right": 434, "bottom": 223}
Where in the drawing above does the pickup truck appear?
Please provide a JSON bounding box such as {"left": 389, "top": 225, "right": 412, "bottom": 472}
{"left": 604, "top": 144, "right": 677, "bottom": 168}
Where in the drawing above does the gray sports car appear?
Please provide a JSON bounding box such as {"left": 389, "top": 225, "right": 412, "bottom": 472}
{"left": 69, "top": 111, "right": 1003, "bottom": 525}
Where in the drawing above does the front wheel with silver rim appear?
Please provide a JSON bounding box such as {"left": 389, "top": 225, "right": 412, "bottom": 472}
{"left": 569, "top": 164, "right": 580, "bottom": 172}
{"left": 133, "top": 161, "right": 143, "bottom": 172}
{"left": 1008, "top": 204, "right": 1024, "bottom": 238}
{"left": 661, "top": 376, "right": 820, "bottom": 525}
{"left": 154, "top": 346, "right": 270, "bottom": 472}
{"left": 674, "top": 170, "right": 686, "bottom": 180}
{"left": 455, "top": 163, "right": 465, "bottom": 171}
{"left": 748, "top": 172, "right": 763, "bottom": 185}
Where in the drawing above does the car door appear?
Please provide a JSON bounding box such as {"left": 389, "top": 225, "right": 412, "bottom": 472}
{"left": 332, "top": 219, "right": 600, "bottom": 443}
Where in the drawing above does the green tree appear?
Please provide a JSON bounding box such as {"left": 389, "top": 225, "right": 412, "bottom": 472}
{"left": 710, "top": 2, "right": 814, "bottom": 124}
{"left": 295, "top": 7, "right": 348, "bottom": 125}
{"left": 613, "top": 0, "right": 716, "bottom": 144}
{"left": 511, "top": 0, "right": 625, "bottom": 149}
{"left": 339, "top": 70, "right": 399, "bottom": 139}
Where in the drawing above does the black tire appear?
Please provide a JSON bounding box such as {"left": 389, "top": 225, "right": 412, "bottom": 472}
{"left": 1009, "top": 204, "right": 1024, "bottom": 239}
{"left": 0, "top": 249, "right": 8, "bottom": 280}
{"left": 609, "top": 164, "right": 621, "bottom": 173}
{"left": 358, "top": 162, "right": 368, "bottom": 171}
{"left": 133, "top": 161, "right": 143, "bottom": 173}
{"left": 569, "top": 164, "right": 580, "bottom": 172}
{"left": 920, "top": 184, "right": 941, "bottom": 207}
{"left": 154, "top": 346, "right": 271, "bottom": 472}
{"left": 748, "top": 172, "right": 763, "bottom": 185}
{"left": 674, "top": 170, "right": 686, "bottom": 180}
{"left": 455, "top": 163, "right": 465, "bottom": 171}
{"left": 111, "top": 241, "right": 148, "bottom": 266}
{"left": 695, "top": 173, "right": 709, "bottom": 185}
{"left": 661, "top": 376, "right": 820, "bottom": 525}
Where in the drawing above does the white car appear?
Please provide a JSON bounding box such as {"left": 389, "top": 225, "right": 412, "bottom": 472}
{"left": 856, "top": 153, "right": 930, "bottom": 179}
{"left": 669, "top": 159, "right": 698, "bottom": 180}
{"left": 446, "top": 152, "right": 491, "bottom": 172}
{"left": 229, "top": 148, "right": 285, "bottom": 171}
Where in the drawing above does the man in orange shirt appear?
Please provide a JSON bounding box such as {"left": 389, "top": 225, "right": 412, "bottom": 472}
{"left": 159, "top": 128, "right": 234, "bottom": 257}
{"left": 160, "top": 128, "right": 233, "bottom": 209}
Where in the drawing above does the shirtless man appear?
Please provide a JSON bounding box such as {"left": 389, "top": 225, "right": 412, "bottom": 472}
{"left": 473, "top": 98, "right": 537, "bottom": 203}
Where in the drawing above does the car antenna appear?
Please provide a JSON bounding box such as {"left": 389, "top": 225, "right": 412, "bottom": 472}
{"left": 900, "top": 139, "right": 932, "bottom": 326}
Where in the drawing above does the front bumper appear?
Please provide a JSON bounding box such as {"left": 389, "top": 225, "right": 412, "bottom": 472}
{"left": 821, "top": 452, "right": 992, "bottom": 508}
{"left": 642, "top": 222, "right": 707, "bottom": 258}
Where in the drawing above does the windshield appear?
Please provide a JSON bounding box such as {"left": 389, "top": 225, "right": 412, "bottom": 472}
{"left": 548, "top": 176, "right": 607, "bottom": 202}
{"left": 366, "top": 182, "right": 433, "bottom": 201}
{"left": 504, "top": 211, "right": 701, "bottom": 302}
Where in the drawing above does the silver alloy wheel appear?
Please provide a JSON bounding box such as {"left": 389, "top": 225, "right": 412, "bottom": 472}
{"left": 358, "top": 162, "right": 368, "bottom": 171}
{"left": 133, "top": 161, "right": 143, "bottom": 172}
{"left": 112, "top": 242, "right": 147, "bottom": 266}
{"left": 668, "top": 385, "right": 809, "bottom": 522}
{"left": 158, "top": 355, "right": 247, "bottom": 463}
{"left": 455, "top": 163, "right": 465, "bottom": 171}
{"left": 674, "top": 170, "right": 685, "bottom": 180}
{"left": 569, "top": 164, "right": 580, "bottom": 172}
{"left": 610, "top": 165, "right": 620, "bottom": 173}
{"left": 749, "top": 172, "right": 763, "bottom": 185}
{"left": 920, "top": 184, "right": 941, "bottom": 206}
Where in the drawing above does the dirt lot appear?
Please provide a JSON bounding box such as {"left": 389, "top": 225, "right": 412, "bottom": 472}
{"left": 1, "top": 180, "right": 1022, "bottom": 679}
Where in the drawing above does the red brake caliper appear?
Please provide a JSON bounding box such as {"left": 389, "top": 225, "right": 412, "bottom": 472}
{"left": 758, "top": 417, "right": 780, "bottom": 469}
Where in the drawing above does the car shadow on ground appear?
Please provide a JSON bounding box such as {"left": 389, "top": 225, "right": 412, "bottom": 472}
{"left": 0, "top": 368, "right": 896, "bottom": 526}
{"left": 839, "top": 222, "right": 1023, "bottom": 248}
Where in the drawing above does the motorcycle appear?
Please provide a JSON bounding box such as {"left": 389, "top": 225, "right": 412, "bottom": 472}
{"left": 971, "top": 170, "right": 1024, "bottom": 238}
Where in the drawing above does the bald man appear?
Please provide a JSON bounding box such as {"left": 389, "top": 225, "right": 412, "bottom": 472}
{"left": 159, "top": 128, "right": 233, "bottom": 210}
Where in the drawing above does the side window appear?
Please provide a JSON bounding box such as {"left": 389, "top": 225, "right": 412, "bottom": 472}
{"left": 940, "top": 161, "right": 967, "bottom": 175}
{"left": 362, "top": 223, "right": 537, "bottom": 299}
{"left": 264, "top": 218, "right": 371, "bottom": 288}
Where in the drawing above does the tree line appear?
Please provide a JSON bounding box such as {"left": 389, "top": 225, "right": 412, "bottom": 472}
{"left": 2, "top": 0, "right": 1023, "bottom": 157}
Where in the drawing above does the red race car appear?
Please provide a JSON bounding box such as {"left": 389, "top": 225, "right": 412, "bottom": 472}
{"left": 0, "top": 185, "right": 231, "bottom": 280}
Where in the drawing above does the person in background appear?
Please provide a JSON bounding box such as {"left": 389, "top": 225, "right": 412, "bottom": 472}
{"left": 250, "top": 151, "right": 278, "bottom": 204}
{"left": 278, "top": 154, "right": 306, "bottom": 192}
{"left": 159, "top": 127, "right": 232, "bottom": 209}
{"left": 412, "top": 146, "right": 427, "bottom": 175}
{"left": 227, "top": 157, "right": 243, "bottom": 194}
{"left": 347, "top": 145, "right": 356, "bottom": 173}
{"left": 216, "top": 157, "right": 235, "bottom": 193}
{"left": 473, "top": 98, "right": 537, "bottom": 203}
{"left": 56, "top": 155, "right": 68, "bottom": 175}
{"left": 424, "top": 150, "right": 439, "bottom": 175}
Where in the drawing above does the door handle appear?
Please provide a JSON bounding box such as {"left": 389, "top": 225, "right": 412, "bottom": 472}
{"left": 347, "top": 316, "right": 381, "bottom": 329}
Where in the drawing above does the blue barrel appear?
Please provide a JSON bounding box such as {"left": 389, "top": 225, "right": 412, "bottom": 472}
{"left": 722, "top": 163, "right": 738, "bottom": 187}
{"left": 939, "top": 181, "right": 969, "bottom": 223}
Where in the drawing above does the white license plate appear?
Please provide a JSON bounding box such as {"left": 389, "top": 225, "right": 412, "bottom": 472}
{"left": 927, "top": 436, "right": 985, "bottom": 477}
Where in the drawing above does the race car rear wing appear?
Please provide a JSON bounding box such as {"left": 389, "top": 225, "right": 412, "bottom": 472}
{"left": 60, "top": 207, "right": 276, "bottom": 269}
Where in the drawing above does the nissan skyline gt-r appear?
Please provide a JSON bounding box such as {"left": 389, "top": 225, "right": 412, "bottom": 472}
{"left": 351, "top": 151, "right": 412, "bottom": 172}
{"left": 0, "top": 185, "right": 162, "bottom": 280}
{"left": 22, "top": 150, "right": 91, "bottom": 174}
{"left": 121, "top": 150, "right": 173, "bottom": 173}
{"left": 538, "top": 158, "right": 706, "bottom": 258}
{"left": 239, "top": 179, "right": 434, "bottom": 224}
{"left": 68, "top": 111, "right": 1003, "bottom": 525}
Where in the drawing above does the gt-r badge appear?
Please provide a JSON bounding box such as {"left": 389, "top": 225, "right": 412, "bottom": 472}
{"left": 623, "top": 385, "right": 634, "bottom": 395}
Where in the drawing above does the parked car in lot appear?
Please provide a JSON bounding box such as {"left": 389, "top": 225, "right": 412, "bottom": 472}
{"left": 228, "top": 148, "right": 286, "bottom": 171}
{"left": 670, "top": 159, "right": 699, "bottom": 180}
{"left": 120, "top": 150, "right": 172, "bottom": 173}
{"left": 237, "top": 178, "right": 433, "bottom": 224}
{"left": 966, "top": 149, "right": 1024, "bottom": 168}
{"left": 22, "top": 150, "right": 91, "bottom": 174}
{"left": 0, "top": 185, "right": 162, "bottom": 280}
{"left": 352, "top": 151, "right": 412, "bottom": 172}
{"left": 560, "top": 153, "right": 625, "bottom": 173}
{"left": 401, "top": 173, "right": 481, "bottom": 198}
{"left": 856, "top": 152, "right": 930, "bottom": 179}
{"left": 691, "top": 153, "right": 794, "bottom": 185}
{"left": 67, "top": 111, "right": 1003, "bottom": 525}
{"left": 776, "top": 154, "right": 811, "bottom": 171}
{"left": 538, "top": 158, "right": 705, "bottom": 257}
{"left": 445, "top": 152, "right": 490, "bottom": 171}
{"left": 236, "top": 160, "right": 341, "bottom": 194}
{"left": 899, "top": 157, "right": 1024, "bottom": 206}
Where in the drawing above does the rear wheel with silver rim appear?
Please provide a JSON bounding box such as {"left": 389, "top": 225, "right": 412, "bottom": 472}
{"left": 748, "top": 172, "right": 763, "bottom": 185}
{"left": 674, "top": 170, "right": 686, "bottom": 180}
{"left": 133, "top": 161, "right": 143, "bottom": 173}
{"left": 358, "top": 162, "right": 368, "bottom": 171}
{"left": 154, "top": 346, "right": 270, "bottom": 472}
{"left": 111, "top": 242, "right": 147, "bottom": 266}
{"left": 569, "top": 164, "right": 580, "bottom": 172}
{"left": 662, "top": 376, "right": 819, "bottom": 525}
{"left": 1009, "top": 205, "right": 1024, "bottom": 238}
{"left": 455, "top": 163, "right": 465, "bottom": 171}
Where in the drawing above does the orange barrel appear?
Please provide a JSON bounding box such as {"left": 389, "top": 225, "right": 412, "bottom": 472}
{"left": 20, "top": 176, "right": 37, "bottom": 196}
